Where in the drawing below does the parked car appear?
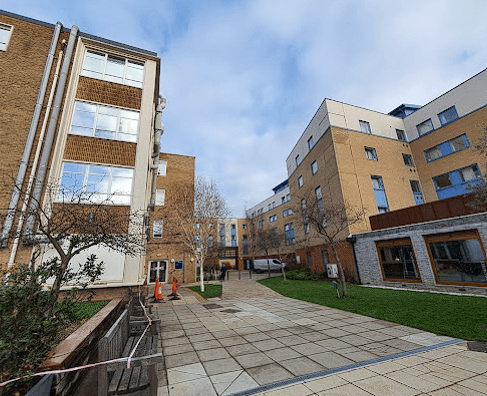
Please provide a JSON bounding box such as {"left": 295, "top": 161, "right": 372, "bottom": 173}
{"left": 253, "top": 259, "right": 286, "bottom": 273}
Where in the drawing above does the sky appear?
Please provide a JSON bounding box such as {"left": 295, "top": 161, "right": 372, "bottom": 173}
{"left": 3, "top": 0, "right": 487, "bottom": 216}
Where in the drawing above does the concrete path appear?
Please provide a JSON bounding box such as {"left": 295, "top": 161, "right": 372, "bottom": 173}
{"left": 149, "top": 278, "right": 487, "bottom": 396}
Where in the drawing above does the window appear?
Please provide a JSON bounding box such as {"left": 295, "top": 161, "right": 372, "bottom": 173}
{"left": 298, "top": 176, "right": 303, "bottom": 188}
{"left": 306, "top": 251, "right": 313, "bottom": 266}
{"left": 70, "top": 101, "right": 139, "bottom": 142}
{"left": 281, "top": 196, "right": 285, "bottom": 204}
{"left": 0, "top": 23, "right": 13, "bottom": 51}
{"left": 208, "top": 235, "right": 214, "bottom": 248}
{"left": 58, "top": 162, "right": 134, "bottom": 205}
{"left": 242, "top": 224, "right": 247, "bottom": 230}
{"left": 258, "top": 220, "right": 264, "bottom": 227}
{"left": 153, "top": 220, "right": 163, "bottom": 238}
{"left": 286, "top": 194, "right": 290, "bottom": 202}
{"left": 359, "top": 120, "right": 371, "bottom": 134}
{"left": 268, "top": 203, "right": 271, "bottom": 211}
{"left": 376, "top": 239, "right": 421, "bottom": 282}
{"left": 301, "top": 199, "right": 306, "bottom": 211}
{"left": 321, "top": 250, "right": 329, "bottom": 266}
{"left": 81, "top": 50, "right": 144, "bottom": 88}
{"left": 295, "top": 155, "right": 300, "bottom": 167}
{"left": 156, "top": 189, "right": 165, "bottom": 205}
{"left": 311, "top": 161, "right": 318, "bottom": 174}
{"left": 426, "top": 230, "right": 487, "bottom": 285}
{"left": 269, "top": 214, "right": 277, "bottom": 223}
{"left": 402, "top": 154, "right": 414, "bottom": 166}
{"left": 220, "top": 235, "right": 226, "bottom": 246}
{"left": 365, "top": 147, "right": 377, "bottom": 161}
{"left": 315, "top": 186, "right": 323, "bottom": 211}
{"left": 231, "top": 235, "right": 237, "bottom": 247}
{"left": 424, "top": 134, "right": 470, "bottom": 162}
{"left": 396, "top": 129, "right": 406, "bottom": 142}
{"left": 157, "top": 161, "right": 167, "bottom": 176}
{"left": 425, "top": 146, "right": 442, "bottom": 161}
{"left": 417, "top": 119, "right": 434, "bottom": 135}
{"left": 304, "top": 222, "right": 310, "bottom": 234}
{"left": 459, "top": 165, "right": 481, "bottom": 182}
{"left": 410, "top": 180, "right": 421, "bottom": 193}
{"left": 242, "top": 235, "right": 248, "bottom": 254}
{"left": 219, "top": 224, "right": 225, "bottom": 236}
{"left": 272, "top": 201, "right": 276, "bottom": 208}
{"left": 283, "top": 209, "right": 292, "bottom": 218}
{"left": 308, "top": 136, "right": 314, "bottom": 151}
{"left": 371, "top": 175, "right": 389, "bottom": 213}
{"left": 433, "top": 174, "right": 452, "bottom": 189}
{"left": 438, "top": 106, "right": 459, "bottom": 126}
{"left": 450, "top": 135, "right": 467, "bottom": 152}
{"left": 284, "top": 223, "right": 294, "bottom": 245}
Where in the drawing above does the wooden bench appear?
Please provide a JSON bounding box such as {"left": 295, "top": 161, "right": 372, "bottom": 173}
{"left": 98, "top": 308, "right": 162, "bottom": 396}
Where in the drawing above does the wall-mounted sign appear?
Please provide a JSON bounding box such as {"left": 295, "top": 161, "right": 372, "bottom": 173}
{"left": 174, "top": 260, "right": 183, "bottom": 270}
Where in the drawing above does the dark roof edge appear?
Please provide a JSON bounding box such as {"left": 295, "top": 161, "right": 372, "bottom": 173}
{"left": 0, "top": 9, "right": 158, "bottom": 58}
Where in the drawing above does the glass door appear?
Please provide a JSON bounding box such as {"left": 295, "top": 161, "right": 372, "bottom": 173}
{"left": 149, "top": 260, "right": 167, "bottom": 283}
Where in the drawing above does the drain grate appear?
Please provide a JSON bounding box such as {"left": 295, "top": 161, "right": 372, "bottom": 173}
{"left": 203, "top": 303, "right": 223, "bottom": 309}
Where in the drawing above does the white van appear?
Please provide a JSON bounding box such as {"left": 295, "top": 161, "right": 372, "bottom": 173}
{"left": 253, "top": 259, "right": 286, "bottom": 273}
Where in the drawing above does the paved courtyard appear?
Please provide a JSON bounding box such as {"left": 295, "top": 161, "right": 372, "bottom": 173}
{"left": 151, "top": 279, "right": 487, "bottom": 396}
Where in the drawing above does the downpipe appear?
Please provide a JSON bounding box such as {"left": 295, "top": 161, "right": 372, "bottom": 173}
{"left": 8, "top": 46, "right": 65, "bottom": 267}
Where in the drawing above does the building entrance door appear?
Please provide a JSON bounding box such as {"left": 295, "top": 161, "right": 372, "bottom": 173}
{"left": 149, "top": 260, "right": 167, "bottom": 283}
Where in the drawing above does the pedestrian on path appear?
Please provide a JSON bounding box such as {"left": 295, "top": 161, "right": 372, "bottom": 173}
{"left": 220, "top": 264, "right": 227, "bottom": 281}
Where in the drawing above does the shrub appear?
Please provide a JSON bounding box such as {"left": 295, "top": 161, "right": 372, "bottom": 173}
{"left": 286, "top": 268, "right": 328, "bottom": 281}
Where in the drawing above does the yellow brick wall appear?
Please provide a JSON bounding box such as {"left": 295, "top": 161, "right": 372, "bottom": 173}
{"left": 410, "top": 106, "right": 487, "bottom": 202}
{"left": 146, "top": 153, "right": 196, "bottom": 283}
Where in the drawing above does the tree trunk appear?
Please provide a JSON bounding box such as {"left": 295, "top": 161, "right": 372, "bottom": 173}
{"left": 47, "top": 256, "right": 70, "bottom": 317}
{"left": 331, "top": 244, "right": 347, "bottom": 298}
{"left": 266, "top": 254, "right": 271, "bottom": 278}
{"left": 199, "top": 263, "right": 205, "bottom": 292}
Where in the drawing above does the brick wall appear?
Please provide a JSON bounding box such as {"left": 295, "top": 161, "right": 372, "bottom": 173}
{"left": 353, "top": 212, "right": 487, "bottom": 294}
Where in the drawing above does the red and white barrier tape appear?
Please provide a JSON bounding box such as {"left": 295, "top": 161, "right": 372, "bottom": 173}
{"left": 1, "top": 290, "right": 154, "bottom": 388}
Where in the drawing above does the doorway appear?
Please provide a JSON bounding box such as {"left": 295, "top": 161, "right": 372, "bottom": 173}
{"left": 149, "top": 260, "right": 167, "bottom": 283}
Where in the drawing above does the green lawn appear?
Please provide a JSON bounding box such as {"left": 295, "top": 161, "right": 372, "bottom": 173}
{"left": 189, "top": 284, "right": 223, "bottom": 299}
{"left": 71, "top": 300, "right": 109, "bottom": 319}
{"left": 259, "top": 277, "right": 487, "bottom": 342}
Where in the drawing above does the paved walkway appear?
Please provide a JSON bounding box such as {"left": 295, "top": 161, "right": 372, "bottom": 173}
{"left": 149, "top": 278, "right": 487, "bottom": 396}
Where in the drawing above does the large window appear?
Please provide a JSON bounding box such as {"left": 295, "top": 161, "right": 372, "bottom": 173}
{"left": 70, "top": 101, "right": 139, "bottom": 142}
{"left": 376, "top": 239, "right": 421, "bottom": 282}
{"left": 438, "top": 106, "right": 459, "bottom": 126}
{"left": 81, "top": 50, "right": 144, "bottom": 88}
{"left": 426, "top": 231, "right": 487, "bottom": 285}
{"left": 284, "top": 223, "right": 294, "bottom": 245}
{"left": 359, "top": 120, "right": 371, "bottom": 134}
{"left": 424, "top": 134, "right": 469, "bottom": 162}
{"left": 0, "top": 23, "right": 13, "bottom": 51}
{"left": 433, "top": 164, "right": 484, "bottom": 200}
{"left": 58, "top": 162, "right": 133, "bottom": 205}
{"left": 417, "top": 119, "right": 434, "bottom": 135}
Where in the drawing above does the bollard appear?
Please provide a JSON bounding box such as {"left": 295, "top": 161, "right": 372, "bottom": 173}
{"left": 238, "top": 270, "right": 241, "bottom": 280}
{"left": 249, "top": 270, "right": 252, "bottom": 279}
{"left": 226, "top": 270, "right": 230, "bottom": 280}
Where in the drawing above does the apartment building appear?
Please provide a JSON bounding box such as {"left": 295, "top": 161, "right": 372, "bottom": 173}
{"left": 0, "top": 10, "right": 194, "bottom": 295}
{"left": 244, "top": 68, "right": 487, "bottom": 285}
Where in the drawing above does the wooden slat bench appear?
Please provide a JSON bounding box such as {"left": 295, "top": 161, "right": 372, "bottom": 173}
{"left": 98, "top": 307, "right": 161, "bottom": 396}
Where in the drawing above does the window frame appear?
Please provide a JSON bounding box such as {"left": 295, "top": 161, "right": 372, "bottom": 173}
{"left": 269, "top": 214, "right": 277, "bottom": 223}
{"left": 359, "top": 120, "right": 371, "bottom": 134}
{"left": 311, "top": 160, "right": 318, "bottom": 175}
{"left": 438, "top": 106, "right": 459, "bottom": 126}
{"left": 376, "top": 238, "right": 422, "bottom": 283}
{"left": 0, "top": 23, "right": 13, "bottom": 51}
{"left": 298, "top": 176, "right": 303, "bottom": 188}
{"left": 153, "top": 220, "right": 163, "bottom": 238}
{"left": 425, "top": 230, "right": 487, "bottom": 287}
{"left": 57, "top": 162, "right": 134, "bottom": 205}
{"left": 81, "top": 49, "right": 145, "bottom": 88}
{"left": 365, "top": 147, "right": 377, "bottom": 161}
{"left": 308, "top": 136, "right": 314, "bottom": 151}
{"left": 396, "top": 129, "right": 406, "bottom": 142}
{"left": 295, "top": 155, "right": 300, "bottom": 167}
{"left": 70, "top": 100, "right": 140, "bottom": 143}
{"left": 416, "top": 119, "right": 434, "bottom": 135}
{"left": 402, "top": 154, "right": 414, "bottom": 167}
{"left": 424, "top": 134, "right": 470, "bottom": 163}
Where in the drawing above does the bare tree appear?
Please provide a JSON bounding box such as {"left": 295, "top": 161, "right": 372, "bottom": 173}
{"left": 167, "top": 176, "right": 228, "bottom": 292}
{"left": 256, "top": 227, "right": 280, "bottom": 278}
{"left": 244, "top": 211, "right": 260, "bottom": 271}
{"left": 1, "top": 179, "right": 146, "bottom": 316}
{"left": 467, "top": 125, "right": 487, "bottom": 209}
{"left": 298, "top": 189, "right": 365, "bottom": 298}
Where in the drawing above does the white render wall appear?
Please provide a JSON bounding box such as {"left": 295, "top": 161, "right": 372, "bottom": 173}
{"left": 286, "top": 99, "right": 406, "bottom": 177}
{"left": 403, "top": 68, "right": 487, "bottom": 141}
{"left": 246, "top": 185, "right": 290, "bottom": 217}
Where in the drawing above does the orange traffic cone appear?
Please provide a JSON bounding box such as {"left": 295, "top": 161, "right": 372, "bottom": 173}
{"left": 154, "top": 278, "right": 163, "bottom": 301}
{"left": 169, "top": 277, "right": 180, "bottom": 300}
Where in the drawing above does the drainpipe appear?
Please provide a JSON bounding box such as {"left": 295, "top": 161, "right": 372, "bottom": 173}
{"left": 1, "top": 22, "right": 62, "bottom": 247}
{"left": 7, "top": 46, "right": 65, "bottom": 267}
{"left": 346, "top": 235, "right": 362, "bottom": 284}
{"left": 149, "top": 94, "right": 166, "bottom": 211}
{"left": 24, "top": 25, "right": 79, "bottom": 237}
